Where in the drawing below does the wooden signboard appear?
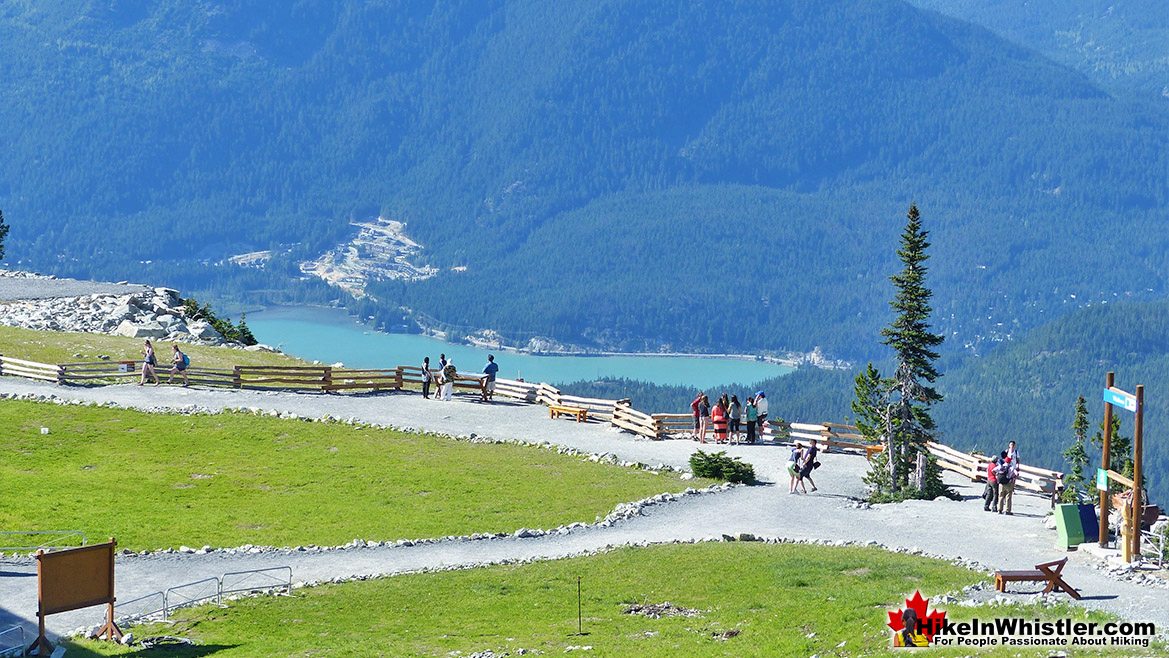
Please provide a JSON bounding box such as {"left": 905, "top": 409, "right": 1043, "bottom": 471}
{"left": 28, "top": 539, "right": 122, "bottom": 655}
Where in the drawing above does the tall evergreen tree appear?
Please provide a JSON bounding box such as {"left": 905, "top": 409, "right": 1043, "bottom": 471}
{"left": 0, "top": 209, "right": 9, "bottom": 261}
{"left": 859, "top": 203, "right": 949, "bottom": 500}
{"left": 1061, "top": 395, "right": 1091, "bottom": 503}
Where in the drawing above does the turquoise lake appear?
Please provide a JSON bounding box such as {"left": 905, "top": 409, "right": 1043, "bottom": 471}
{"left": 247, "top": 306, "right": 795, "bottom": 389}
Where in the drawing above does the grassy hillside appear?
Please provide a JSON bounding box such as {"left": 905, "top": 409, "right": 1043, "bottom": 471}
{"left": 67, "top": 543, "right": 1143, "bottom": 657}
{"left": 0, "top": 400, "right": 710, "bottom": 550}
{"left": 0, "top": 325, "right": 305, "bottom": 370}
{"left": 1, "top": 1, "right": 1167, "bottom": 361}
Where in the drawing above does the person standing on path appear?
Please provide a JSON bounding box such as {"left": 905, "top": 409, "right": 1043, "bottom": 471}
{"left": 997, "top": 452, "right": 1017, "bottom": 515}
{"left": 1005, "top": 440, "right": 1021, "bottom": 466}
{"left": 168, "top": 343, "right": 189, "bottom": 387}
{"left": 787, "top": 442, "right": 803, "bottom": 493}
{"left": 711, "top": 398, "right": 728, "bottom": 444}
{"left": 441, "top": 361, "right": 457, "bottom": 401}
{"left": 139, "top": 339, "right": 159, "bottom": 386}
{"left": 799, "top": 438, "right": 819, "bottom": 492}
{"left": 983, "top": 453, "right": 1002, "bottom": 512}
{"left": 481, "top": 354, "right": 499, "bottom": 402}
{"left": 439, "top": 353, "right": 448, "bottom": 371}
{"left": 698, "top": 394, "right": 711, "bottom": 444}
{"left": 755, "top": 391, "right": 769, "bottom": 439}
{"left": 728, "top": 395, "right": 742, "bottom": 444}
{"left": 744, "top": 396, "right": 758, "bottom": 444}
{"left": 421, "top": 357, "right": 433, "bottom": 399}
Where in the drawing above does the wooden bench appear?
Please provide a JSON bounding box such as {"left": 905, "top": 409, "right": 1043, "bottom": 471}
{"left": 864, "top": 444, "right": 885, "bottom": 460}
{"left": 994, "top": 557, "right": 1080, "bottom": 599}
{"left": 549, "top": 404, "right": 589, "bottom": 422}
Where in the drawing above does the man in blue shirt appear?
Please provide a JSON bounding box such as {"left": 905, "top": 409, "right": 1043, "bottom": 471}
{"left": 482, "top": 354, "right": 500, "bottom": 402}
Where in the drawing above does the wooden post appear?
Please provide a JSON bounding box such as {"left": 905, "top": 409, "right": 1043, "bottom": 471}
{"left": 1100, "top": 371, "right": 1114, "bottom": 548}
{"left": 96, "top": 537, "right": 122, "bottom": 642}
{"left": 56, "top": 364, "right": 66, "bottom": 385}
{"left": 0, "top": 354, "right": 5, "bottom": 378}
{"left": 1130, "top": 385, "right": 1144, "bottom": 562}
{"left": 395, "top": 366, "right": 404, "bottom": 391}
{"left": 29, "top": 549, "right": 52, "bottom": 656}
{"left": 323, "top": 366, "right": 333, "bottom": 393}
{"left": 233, "top": 365, "right": 242, "bottom": 389}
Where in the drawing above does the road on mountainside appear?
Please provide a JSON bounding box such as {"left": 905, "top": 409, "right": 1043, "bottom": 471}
{"left": 1, "top": 377, "right": 1166, "bottom": 642}
{"left": 0, "top": 273, "right": 150, "bottom": 301}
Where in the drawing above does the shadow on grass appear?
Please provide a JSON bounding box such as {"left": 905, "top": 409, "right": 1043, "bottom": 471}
{"left": 62, "top": 640, "right": 238, "bottom": 657}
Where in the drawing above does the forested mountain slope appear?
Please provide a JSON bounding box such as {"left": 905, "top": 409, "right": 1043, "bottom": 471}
{"left": 1, "top": 0, "right": 1167, "bottom": 360}
{"left": 906, "top": 0, "right": 1169, "bottom": 100}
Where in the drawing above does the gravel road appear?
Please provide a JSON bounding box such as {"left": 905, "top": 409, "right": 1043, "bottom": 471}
{"left": 1, "top": 377, "right": 1166, "bottom": 644}
{"left": 0, "top": 272, "right": 150, "bottom": 301}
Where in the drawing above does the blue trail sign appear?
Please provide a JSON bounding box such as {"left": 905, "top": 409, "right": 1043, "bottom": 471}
{"left": 1102, "top": 387, "right": 1138, "bottom": 412}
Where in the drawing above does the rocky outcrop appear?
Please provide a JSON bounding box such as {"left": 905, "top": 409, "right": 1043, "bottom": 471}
{"left": 0, "top": 270, "right": 230, "bottom": 346}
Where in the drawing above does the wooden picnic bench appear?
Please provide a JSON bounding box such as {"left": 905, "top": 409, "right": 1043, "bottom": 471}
{"left": 549, "top": 404, "right": 589, "bottom": 422}
{"left": 994, "top": 557, "right": 1081, "bottom": 599}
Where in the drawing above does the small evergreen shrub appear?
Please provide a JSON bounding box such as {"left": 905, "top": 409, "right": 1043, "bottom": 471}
{"left": 182, "top": 298, "right": 258, "bottom": 345}
{"left": 689, "top": 450, "right": 755, "bottom": 484}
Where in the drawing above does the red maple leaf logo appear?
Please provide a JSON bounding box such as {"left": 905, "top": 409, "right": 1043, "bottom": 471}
{"left": 887, "top": 590, "right": 948, "bottom": 643}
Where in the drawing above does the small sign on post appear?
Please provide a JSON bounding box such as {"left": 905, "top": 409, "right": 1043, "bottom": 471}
{"left": 1096, "top": 468, "right": 1109, "bottom": 492}
{"left": 1102, "top": 387, "right": 1137, "bottom": 413}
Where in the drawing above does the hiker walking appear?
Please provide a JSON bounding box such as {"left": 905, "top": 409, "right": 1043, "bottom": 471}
{"left": 168, "top": 343, "right": 190, "bottom": 386}
{"left": 421, "top": 356, "right": 433, "bottom": 399}
{"left": 798, "top": 438, "right": 820, "bottom": 492}
{"left": 481, "top": 354, "right": 499, "bottom": 402}
{"left": 787, "top": 441, "right": 803, "bottom": 493}
{"left": 139, "top": 339, "right": 159, "bottom": 386}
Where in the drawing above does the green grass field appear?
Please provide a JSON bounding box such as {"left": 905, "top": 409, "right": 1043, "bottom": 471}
{"left": 0, "top": 400, "right": 711, "bottom": 550}
{"left": 0, "top": 324, "right": 305, "bottom": 371}
{"left": 65, "top": 542, "right": 1155, "bottom": 657}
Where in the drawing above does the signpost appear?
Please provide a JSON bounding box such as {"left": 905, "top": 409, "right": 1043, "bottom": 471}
{"left": 1098, "top": 373, "right": 1146, "bottom": 564}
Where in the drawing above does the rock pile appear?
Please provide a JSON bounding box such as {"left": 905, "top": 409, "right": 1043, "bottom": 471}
{"left": 0, "top": 270, "right": 230, "bottom": 345}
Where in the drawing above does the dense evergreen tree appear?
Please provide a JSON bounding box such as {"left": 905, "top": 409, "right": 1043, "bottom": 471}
{"left": 1061, "top": 395, "right": 1091, "bottom": 503}
{"left": 861, "top": 204, "right": 950, "bottom": 501}
{"left": 0, "top": 209, "right": 8, "bottom": 261}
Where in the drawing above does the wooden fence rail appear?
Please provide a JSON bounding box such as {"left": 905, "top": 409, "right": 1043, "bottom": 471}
{"left": 0, "top": 352, "right": 1068, "bottom": 496}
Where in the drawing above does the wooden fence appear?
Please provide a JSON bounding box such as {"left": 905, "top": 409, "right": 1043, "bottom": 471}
{"left": 0, "top": 353, "right": 1068, "bottom": 495}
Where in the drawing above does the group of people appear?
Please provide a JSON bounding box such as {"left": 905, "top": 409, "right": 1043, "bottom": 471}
{"left": 982, "top": 440, "right": 1022, "bottom": 515}
{"left": 420, "top": 353, "right": 499, "bottom": 403}
{"left": 689, "top": 390, "right": 769, "bottom": 444}
{"left": 139, "top": 339, "right": 190, "bottom": 387}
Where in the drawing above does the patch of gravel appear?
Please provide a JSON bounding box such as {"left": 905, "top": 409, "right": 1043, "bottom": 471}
{"left": 0, "top": 269, "right": 150, "bottom": 300}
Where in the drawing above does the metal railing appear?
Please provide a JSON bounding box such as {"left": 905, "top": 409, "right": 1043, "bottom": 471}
{"left": 221, "top": 566, "right": 293, "bottom": 598}
{"left": 0, "top": 530, "right": 86, "bottom": 552}
{"left": 164, "top": 577, "right": 222, "bottom": 617}
{"left": 0, "top": 625, "right": 25, "bottom": 658}
{"left": 112, "top": 566, "right": 294, "bottom": 623}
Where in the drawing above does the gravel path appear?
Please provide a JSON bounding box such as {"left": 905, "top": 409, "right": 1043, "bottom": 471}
{"left": 2, "top": 377, "right": 1167, "bottom": 644}
{"left": 0, "top": 272, "right": 150, "bottom": 301}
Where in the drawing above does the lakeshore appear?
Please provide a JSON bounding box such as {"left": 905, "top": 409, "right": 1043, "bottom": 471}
{"left": 247, "top": 305, "right": 797, "bottom": 389}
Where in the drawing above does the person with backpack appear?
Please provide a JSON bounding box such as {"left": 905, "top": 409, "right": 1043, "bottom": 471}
{"left": 168, "top": 343, "right": 190, "bottom": 387}
{"left": 440, "top": 361, "right": 457, "bottom": 401}
{"left": 744, "top": 396, "right": 759, "bottom": 444}
{"left": 728, "top": 395, "right": 742, "bottom": 444}
{"left": 982, "top": 453, "right": 1002, "bottom": 512}
{"left": 421, "top": 356, "right": 433, "bottom": 399}
{"left": 996, "top": 452, "right": 1017, "bottom": 515}
{"left": 798, "top": 438, "right": 820, "bottom": 493}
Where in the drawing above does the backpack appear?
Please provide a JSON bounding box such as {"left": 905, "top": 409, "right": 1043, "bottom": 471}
{"left": 181, "top": 353, "right": 190, "bottom": 367}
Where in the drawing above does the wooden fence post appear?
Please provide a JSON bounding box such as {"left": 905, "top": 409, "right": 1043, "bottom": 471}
{"left": 233, "top": 366, "right": 242, "bottom": 389}
{"left": 56, "top": 364, "right": 66, "bottom": 385}
{"left": 0, "top": 354, "right": 4, "bottom": 378}
{"left": 323, "top": 367, "right": 333, "bottom": 393}
{"left": 395, "top": 366, "right": 403, "bottom": 391}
